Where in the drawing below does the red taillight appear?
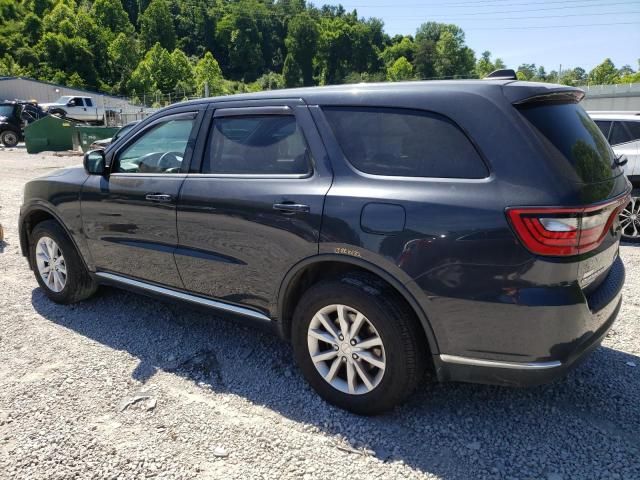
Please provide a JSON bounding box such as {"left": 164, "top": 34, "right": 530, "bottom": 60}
{"left": 506, "top": 194, "right": 629, "bottom": 256}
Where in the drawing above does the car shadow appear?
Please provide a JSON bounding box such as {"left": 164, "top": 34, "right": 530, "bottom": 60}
{"left": 31, "top": 286, "right": 640, "bottom": 479}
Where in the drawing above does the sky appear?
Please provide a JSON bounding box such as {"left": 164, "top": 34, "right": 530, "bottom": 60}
{"left": 325, "top": 0, "right": 640, "bottom": 73}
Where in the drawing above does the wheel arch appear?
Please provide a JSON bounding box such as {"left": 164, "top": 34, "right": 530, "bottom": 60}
{"left": 20, "top": 204, "right": 92, "bottom": 272}
{"left": 276, "top": 254, "right": 440, "bottom": 355}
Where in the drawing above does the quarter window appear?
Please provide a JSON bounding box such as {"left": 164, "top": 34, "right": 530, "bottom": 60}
{"left": 203, "top": 115, "right": 312, "bottom": 175}
{"left": 322, "top": 107, "right": 488, "bottom": 178}
{"left": 116, "top": 117, "right": 195, "bottom": 174}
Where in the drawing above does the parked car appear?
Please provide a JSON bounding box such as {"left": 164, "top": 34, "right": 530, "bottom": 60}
{"left": 0, "top": 100, "right": 46, "bottom": 147}
{"left": 40, "top": 96, "right": 105, "bottom": 124}
{"left": 89, "top": 121, "right": 141, "bottom": 150}
{"left": 19, "top": 78, "right": 630, "bottom": 414}
{"left": 589, "top": 112, "right": 640, "bottom": 242}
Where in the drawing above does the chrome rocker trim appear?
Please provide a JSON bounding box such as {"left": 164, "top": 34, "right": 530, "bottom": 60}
{"left": 95, "top": 272, "right": 271, "bottom": 323}
{"left": 439, "top": 354, "right": 562, "bottom": 370}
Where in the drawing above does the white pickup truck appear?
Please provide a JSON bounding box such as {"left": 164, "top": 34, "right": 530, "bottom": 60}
{"left": 40, "top": 96, "right": 105, "bottom": 124}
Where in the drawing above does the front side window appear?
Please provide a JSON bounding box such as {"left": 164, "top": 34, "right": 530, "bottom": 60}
{"left": 203, "top": 115, "right": 312, "bottom": 175}
{"left": 116, "top": 117, "right": 195, "bottom": 174}
{"left": 610, "top": 121, "right": 640, "bottom": 146}
{"left": 0, "top": 105, "right": 15, "bottom": 117}
{"left": 322, "top": 107, "right": 488, "bottom": 178}
{"left": 69, "top": 97, "right": 83, "bottom": 107}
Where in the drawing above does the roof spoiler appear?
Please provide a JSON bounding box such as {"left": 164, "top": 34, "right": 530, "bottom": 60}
{"left": 513, "top": 90, "right": 585, "bottom": 106}
{"left": 484, "top": 69, "right": 517, "bottom": 80}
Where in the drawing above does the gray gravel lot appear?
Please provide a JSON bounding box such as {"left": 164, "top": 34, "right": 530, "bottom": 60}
{"left": 1, "top": 146, "right": 639, "bottom": 480}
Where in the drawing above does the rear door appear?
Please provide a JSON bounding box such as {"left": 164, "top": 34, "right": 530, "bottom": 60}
{"left": 176, "top": 101, "right": 332, "bottom": 313}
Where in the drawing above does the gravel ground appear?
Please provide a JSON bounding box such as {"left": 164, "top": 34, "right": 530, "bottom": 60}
{"left": 1, "top": 146, "right": 639, "bottom": 480}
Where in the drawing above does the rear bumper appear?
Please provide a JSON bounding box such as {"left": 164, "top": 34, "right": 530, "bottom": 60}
{"left": 435, "top": 257, "right": 624, "bottom": 387}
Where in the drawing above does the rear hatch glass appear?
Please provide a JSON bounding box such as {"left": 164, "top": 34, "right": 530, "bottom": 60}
{"left": 516, "top": 102, "right": 620, "bottom": 184}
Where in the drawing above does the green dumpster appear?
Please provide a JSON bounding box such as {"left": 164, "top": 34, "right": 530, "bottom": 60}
{"left": 75, "top": 125, "right": 120, "bottom": 153}
{"left": 24, "top": 115, "right": 77, "bottom": 154}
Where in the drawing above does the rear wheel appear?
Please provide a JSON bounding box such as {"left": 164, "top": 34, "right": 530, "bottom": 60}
{"left": 292, "top": 274, "right": 427, "bottom": 415}
{"left": 29, "top": 220, "right": 97, "bottom": 304}
{"left": 620, "top": 189, "right": 640, "bottom": 243}
{"left": 1, "top": 130, "right": 19, "bottom": 147}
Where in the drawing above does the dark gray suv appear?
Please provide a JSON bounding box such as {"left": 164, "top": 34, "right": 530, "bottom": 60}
{"left": 20, "top": 79, "right": 630, "bottom": 414}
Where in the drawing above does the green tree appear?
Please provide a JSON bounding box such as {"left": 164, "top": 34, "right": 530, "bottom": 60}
{"left": 285, "top": 13, "right": 319, "bottom": 86}
{"left": 140, "top": 0, "right": 176, "bottom": 51}
{"left": 283, "top": 53, "right": 302, "bottom": 88}
{"left": 475, "top": 51, "right": 495, "bottom": 78}
{"left": 91, "top": 0, "right": 133, "bottom": 39}
{"left": 194, "top": 51, "right": 226, "bottom": 97}
{"left": 413, "top": 22, "right": 474, "bottom": 79}
{"left": 381, "top": 36, "right": 416, "bottom": 67}
{"left": 216, "top": 10, "right": 264, "bottom": 82}
{"left": 588, "top": 58, "right": 620, "bottom": 85}
{"left": 170, "top": 48, "right": 195, "bottom": 93}
{"left": 516, "top": 63, "right": 537, "bottom": 81}
{"left": 67, "top": 71, "right": 86, "bottom": 88}
{"left": 386, "top": 56, "right": 414, "bottom": 81}
{"left": 108, "top": 33, "right": 140, "bottom": 93}
{"left": 255, "top": 71, "right": 285, "bottom": 90}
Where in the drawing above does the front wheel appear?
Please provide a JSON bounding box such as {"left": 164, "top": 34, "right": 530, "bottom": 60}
{"left": 292, "top": 274, "right": 427, "bottom": 415}
{"left": 29, "top": 220, "right": 97, "bottom": 304}
{"left": 1, "top": 129, "right": 19, "bottom": 147}
{"left": 620, "top": 189, "right": 640, "bottom": 243}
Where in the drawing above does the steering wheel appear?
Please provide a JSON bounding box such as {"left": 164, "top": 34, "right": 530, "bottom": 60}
{"left": 157, "top": 151, "right": 182, "bottom": 172}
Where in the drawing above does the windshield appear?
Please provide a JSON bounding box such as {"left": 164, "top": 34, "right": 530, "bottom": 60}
{"left": 517, "top": 102, "right": 618, "bottom": 184}
{"left": 54, "top": 96, "right": 73, "bottom": 104}
{"left": 0, "top": 105, "right": 15, "bottom": 117}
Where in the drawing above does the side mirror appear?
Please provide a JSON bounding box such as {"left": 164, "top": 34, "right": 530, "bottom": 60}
{"left": 84, "top": 149, "right": 106, "bottom": 175}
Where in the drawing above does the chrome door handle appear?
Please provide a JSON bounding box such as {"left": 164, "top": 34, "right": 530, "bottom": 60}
{"left": 273, "top": 203, "right": 310, "bottom": 214}
{"left": 145, "top": 193, "right": 173, "bottom": 202}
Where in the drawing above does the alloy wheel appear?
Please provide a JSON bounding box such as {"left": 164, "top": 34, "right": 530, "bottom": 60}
{"left": 307, "top": 304, "right": 386, "bottom": 395}
{"left": 35, "top": 236, "right": 67, "bottom": 292}
{"left": 620, "top": 196, "right": 640, "bottom": 241}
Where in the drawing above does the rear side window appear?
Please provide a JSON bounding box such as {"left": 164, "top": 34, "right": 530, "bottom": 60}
{"left": 610, "top": 121, "right": 640, "bottom": 145}
{"left": 203, "top": 115, "right": 312, "bottom": 175}
{"left": 85, "top": 98, "right": 93, "bottom": 107}
{"left": 322, "top": 107, "right": 488, "bottom": 178}
{"left": 517, "top": 103, "right": 616, "bottom": 183}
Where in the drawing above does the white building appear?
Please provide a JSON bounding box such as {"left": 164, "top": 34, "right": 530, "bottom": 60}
{"left": 0, "top": 76, "right": 135, "bottom": 110}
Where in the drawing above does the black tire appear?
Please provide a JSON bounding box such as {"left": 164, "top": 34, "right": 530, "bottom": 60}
{"left": 29, "top": 220, "right": 97, "bottom": 304}
{"left": 50, "top": 109, "right": 66, "bottom": 119}
{"left": 620, "top": 189, "right": 640, "bottom": 244}
{"left": 1, "top": 129, "right": 19, "bottom": 147}
{"left": 292, "top": 273, "right": 427, "bottom": 415}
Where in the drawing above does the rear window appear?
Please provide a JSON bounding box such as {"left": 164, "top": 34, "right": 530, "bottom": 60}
{"left": 322, "top": 107, "right": 488, "bottom": 179}
{"left": 517, "top": 103, "right": 616, "bottom": 183}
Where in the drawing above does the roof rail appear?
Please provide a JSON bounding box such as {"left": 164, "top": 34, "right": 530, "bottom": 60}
{"left": 484, "top": 69, "right": 518, "bottom": 80}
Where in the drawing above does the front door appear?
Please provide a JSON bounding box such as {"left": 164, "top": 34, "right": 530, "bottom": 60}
{"left": 176, "top": 103, "right": 333, "bottom": 313}
{"left": 81, "top": 108, "right": 203, "bottom": 287}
